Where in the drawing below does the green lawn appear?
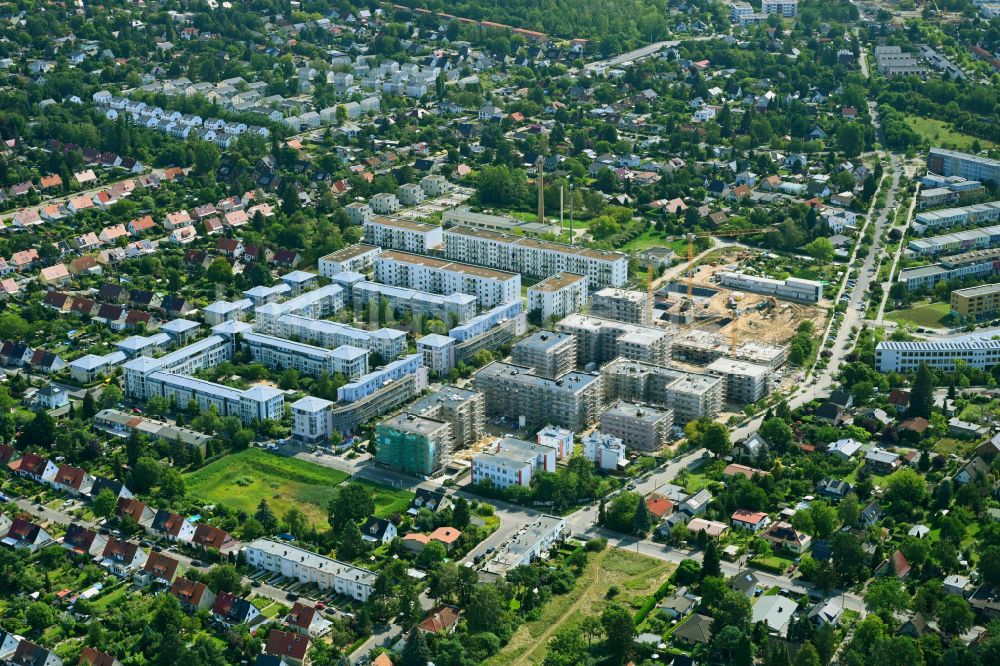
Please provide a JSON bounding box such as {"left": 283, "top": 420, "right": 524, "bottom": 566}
{"left": 904, "top": 115, "right": 996, "bottom": 151}
{"left": 623, "top": 229, "right": 689, "bottom": 253}
{"left": 184, "top": 449, "right": 413, "bottom": 528}
{"left": 886, "top": 301, "right": 952, "bottom": 329}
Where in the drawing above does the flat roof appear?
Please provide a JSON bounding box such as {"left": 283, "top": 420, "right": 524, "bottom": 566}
{"left": 952, "top": 282, "right": 1000, "bottom": 297}
{"left": 247, "top": 538, "right": 376, "bottom": 586}
{"left": 368, "top": 216, "right": 439, "bottom": 233}
{"left": 603, "top": 400, "right": 671, "bottom": 422}
{"left": 320, "top": 243, "right": 380, "bottom": 262}
{"left": 476, "top": 361, "right": 601, "bottom": 393}
{"left": 528, "top": 272, "right": 586, "bottom": 292}
{"left": 378, "top": 249, "right": 518, "bottom": 281}
{"left": 594, "top": 287, "right": 647, "bottom": 303}
{"left": 445, "top": 225, "right": 627, "bottom": 262}
{"left": 931, "top": 147, "right": 1000, "bottom": 168}
{"left": 514, "top": 330, "right": 575, "bottom": 352}
{"left": 409, "top": 386, "right": 481, "bottom": 413}
{"left": 705, "top": 357, "right": 772, "bottom": 378}
{"left": 381, "top": 412, "right": 449, "bottom": 436}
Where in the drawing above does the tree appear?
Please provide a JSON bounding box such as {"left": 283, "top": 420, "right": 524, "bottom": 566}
{"left": 255, "top": 500, "right": 278, "bottom": 532}
{"left": 284, "top": 506, "right": 308, "bottom": 537}
{"left": 632, "top": 497, "right": 651, "bottom": 535}
{"left": 979, "top": 545, "right": 1000, "bottom": 588}
{"left": 601, "top": 603, "right": 635, "bottom": 665}
{"left": 25, "top": 602, "right": 57, "bottom": 634}
{"left": 401, "top": 627, "right": 431, "bottom": 666}
{"left": 476, "top": 165, "right": 526, "bottom": 205}
{"left": 19, "top": 410, "right": 56, "bottom": 449}
{"left": 466, "top": 585, "right": 508, "bottom": 634}
{"left": 864, "top": 577, "right": 910, "bottom": 623}
{"left": 91, "top": 488, "right": 118, "bottom": 518}
{"left": 696, "top": 420, "right": 731, "bottom": 456}
{"left": 809, "top": 503, "right": 839, "bottom": 538}
{"left": 836, "top": 123, "right": 865, "bottom": 158}
{"left": 98, "top": 385, "right": 123, "bottom": 410}
{"left": 337, "top": 520, "right": 366, "bottom": 561}
{"left": 206, "top": 257, "right": 233, "bottom": 284}
{"left": 82, "top": 391, "right": 97, "bottom": 418}
{"left": 193, "top": 142, "right": 221, "bottom": 176}
{"left": 759, "top": 417, "right": 793, "bottom": 452}
{"left": 416, "top": 541, "right": 448, "bottom": 570}
{"left": 793, "top": 642, "right": 822, "bottom": 666}
{"left": 131, "top": 457, "right": 161, "bottom": 493}
{"left": 804, "top": 237, "right": 835, "bottom": 263}
{"left": 885, "top": 468, "right": 927, "bottom": 511}
{"left": 328, "top": 483, "right": 375, "bottom": 533}
{"left": 701, "top": 539, "right": 722, "bottom": 579}
{"left": 159, "top": 468, "right": 185, "bottom": 500}
{"left": 838, "top": 493, "right": 861, "bottom": 527}
{"left": 206, "top": 564, "right": 243, "bottom": 593}
{"left": 452, "top": 497, "right": 470, "bottom": 528}
{"left": 935, "top": 595, "right": 974, "bottom": 637}
{"left": 908, "top": 364, "right": 935, "bottom": 419}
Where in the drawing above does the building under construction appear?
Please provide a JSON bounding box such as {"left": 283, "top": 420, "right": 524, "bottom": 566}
{"left": 671, "top": 329, "right": 789, "bottom": 370}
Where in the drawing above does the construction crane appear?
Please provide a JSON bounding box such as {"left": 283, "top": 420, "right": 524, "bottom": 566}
{"left": 644, "top": 226, "right": 776, "bottom": 343}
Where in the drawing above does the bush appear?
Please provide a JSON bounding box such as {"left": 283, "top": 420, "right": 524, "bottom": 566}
{"left": 586, "top": 537, "right": 607, "bottom": 552}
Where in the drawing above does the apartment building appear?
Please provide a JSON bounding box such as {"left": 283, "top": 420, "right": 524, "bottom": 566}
{"left": 337, "top": 354, "right": 423, "bottom": 402}
{"left": 374, "top": 250, "right": 520, "bottom": 309}
{"left": 351, "top": 281, "right": 477, "bottom": 324}
{"left": 762, "top": 0, "right": 797, "bottom": 15}
{"left": 243, "top": 283, "right": 292, "bottom": 307}
{"left": 123, "top": 334, "right": 232, "bottom": 400}
{"left": 291, "top": 396, "right": 335, "bottom": 444}
{"left": 253, "top": 284, "right": 345, "bottom": 333}
{"left": 345, "top": 202, "right": 373, "bottom": 226}
{"left": 363, "top": 217, "right": 443, "bottom": 253}
{"left": 397, "top": 183, "right": 425, "bottom": 206}
{"left": 705, "top": 357, "right": 773, "bottom": 404}
{"left": 912, "top": 201, "right": 1000, "bottom": 234}
{"left": 581, "top": 431, "right": 627, "bottom": 470}
{"left": 537, "top": 425, "right": 574, "bottom": 459}
{"left": 600, "top": 358, "right": 724, "bottom": 423}
{"left": 480, "top": 515, "right": 566, "bottom": 579}
{"left": 329, "top": 367, "right": 428, "bottom": 435}
{"left": 472, "top": 361, "right": 604, "bottom": 432}
{"left": 242, "top": 332, "right": 368, "bottom": 379}
{"left": 443, "top": 225, "right": 628, "bottom": 288}
{"left": 671, "top": 329, "right": 788, "bottom": 370}
{"left": 510, "top": 331, "right": 577, "bottom": 379}
{"left": 527, "top": 272, "right": 588, "bottom": 322}
{"left": 876, "top": 338, "right": 1000, "bottom": 372}
{"left": 420, "top": 175, "right": 451, "bottom": 197}
{"left": 416, "top": 334, "right": 456, "bottom": 376}
{"left": 928, "top": 147, "right": 1000, "bottom": 185}
{"left": 557, "top": 314, "right": 672, "bottom": 367}
{"left": 245, "top": 539, "right": 376, "bottom": 602}
{"left": 951, "top": 283, "right": 1000, "bottom": 321}
{"left": 600, "top": 401, "right": 673, "bottom": 452}
{"left": 273, "top": 314, "right": 406, "bottom": 361}
{"left": 145, "top": 373, "right": 284, "bottom": 424}
{"left": 369, "top": 192, "right": 401, "bottom": 215}
{"left": 318, "top": 243, "right": 381, "bottom": 276}
{"left": 408, "top": 386, "right": 486, "bottom": 451}
{"left": 375, "top": 412, "right": 453, "bottom": 476}
{"left": 590, "top": 287, "right": 650, "bottom": 325}
{"left": 472, "top": 437, "right": 558, "bottom": 489}
{"left": 899, "top": 246, "right": 1000, "bottom": 291}
{"left": 717, "top": 272, "right": 823, "bottom": 303}
{"left": 908, "top": 223, "right": 1000, "bottom": 258}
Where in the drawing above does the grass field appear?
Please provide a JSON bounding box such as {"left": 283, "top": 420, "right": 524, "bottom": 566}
{"left": 904, "top": 115, "right": 996, "bottom": 151}
{"left": 184, "top": 449, "right": 413, "bottom": 528}
{"left": 886, "top": 301, "right": 952, "bottom": 329}
{"left": 486, "top": 548, "right": 673, "bottom": 666}
{"left": 623, "top": 229, "right": 690, "bottom": 253}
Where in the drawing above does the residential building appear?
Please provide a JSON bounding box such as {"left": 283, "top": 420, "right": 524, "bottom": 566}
{"left": 599, "top": 401, "right": 673, "bottom": 452}
{"left": 374, "top": 250, "right": 520, "bottom": 309}
{"left": 717, "top": 272, "right": 823, "bottom": 303}
{"left": 443, "top": 226, "right": 628, "bottom": 288}
{"left": 472, "top": 437, "right": 558, "bottom": 488}
{"left": 363, "top": 217, "right": 443, "bottom": 253}
{"left": 245, "top": 538, "right": 376, "bottom": 601}
{"left": 407, "top": 386, "right": 486, "bottom": 451}
{"left": 480, "top": 514, "right": 565, "bottom": 578}
{"left": 876, "top": 337, "right": 1000, "bottom": 372}
{"left": 913, "top": 200, "right": 1000, "bottom": 233}
{"left": 171, "top": 577, "right": 216, "bottom": 613}
{"left": 928, "top": 147, "right": 1000, "bottom": 185}
{"left": 751, "top": 595, "right": 799, "bottom": 636}
{"left": 590, "top": 287, "right": 650, "bottom": 325}
{"left": 866, "top": 448, "right": 902, "bottom": 474}
{"left": 537, "top": 425, "right": 574, "bottom": 459}
{"left": 472, "top": 361, "right": 604, "bottom": 432}
{"left": 242, "top": 332, "right": 368, "bottom": 379}
{"left": 527, "top": 273, "right": 588, "bottom": 322}
{"left": 318, "top": 244, "right": 381, "bottom": 276}
{"left": 264, "top": 630, "right": 309, "bottom": 666}
{"left": 705, "top": 357, "right": 773, "bottom": 404}
{"left": 345, "top": 202, "right": 373, "bottom": 226}
{"left": 273, "top": 314, "right": 406, "bottom": 360}
{"left": 600, "top": 358, "right": 725, "bottom": 423}
{"left": 581, "top": 431, "right": 627, "bottom": 470}
{"left": 511, "top": 331, "right": 577, "bottom": 379}
{"left": 951, "top": 283, "right": 1000, "bottom": 321}
{"left": 762, "top": 0, "right": 797, "bottom": 16}
{"left": 375, "top": 412, "right": 453, "bottom": 477}
{"left": 253, "top": 284, "right": 345, "bottom": 332}
{"left": 731, "top": 509, "right": 771, "bottom": 532}
{"left": 290, "top": 396, "right": 335, "bottom": 445}
{"left": 557, "top": 314, "right": 671, "bottom": 367}
{"left": 351, "top": 281, "right": 477, "bottom": 325}
{"left": 416, "top": 334, "right": 456, "bottom": 377}
{"left": 369, "top": 192, "right": 400, "bottom": 215}
{"left": 907, "top": 223, "right": 1000, "bottom": 258}
{"left": 337, "top": 354, "right": 425, "bottom": 402}
{"left": 763, "top": 521, "right": 811, "bottom": 554}
{"left": 286, "top": 602, "right": 333, "bottom": 638}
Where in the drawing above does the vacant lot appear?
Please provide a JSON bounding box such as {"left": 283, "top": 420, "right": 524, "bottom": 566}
{"left": 904, "top": 115, "right": 996, "bottom": 151}
{"left": 184, "top": 449, "right": 412, "bottom": 527}
{"left": 886, "top": 301, "right": 951, "bottom": 329}
{"left": 487, "top": 548, "right": 674, "bottom": 666}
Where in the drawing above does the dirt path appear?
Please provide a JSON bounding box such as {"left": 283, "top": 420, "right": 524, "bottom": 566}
{"left": 512, "top": 549, "right": 610, "bottom": 666}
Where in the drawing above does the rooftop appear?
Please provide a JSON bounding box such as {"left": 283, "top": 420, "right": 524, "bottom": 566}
{"left": 378, "top": 249, "right": 518, "bottom": 281}
{"left": 528, "top": 272, "right": 587, "bottom": 292}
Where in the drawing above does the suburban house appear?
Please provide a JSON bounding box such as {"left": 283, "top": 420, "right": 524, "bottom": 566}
{"left": 212, "top": 591, "right": 265, "bottom": 630}
{"left": 101, "top": 537, "right": 148, "bottom": 576}
{"left": 361, "top": 517, "right": 397, "bottom": 545}
{"left": 763, "top": 521, "right": 812, "bottom": 554}
{"left": 731, "top": 509, "right": 770, "bottom": 532}
{"left": 264, "top": 629, "right": 309, "bottom": 666}
{"left": 137, "top": 552, "right": 180, "bottom": 587}
{"left": 3, "top": 518, "right": 55, "bottom": 552}
{"left": 171, "top": 577, "right": 216, "bottom": 612}
{"left": 285, "top": 603, "right": 333, "bottom": 638}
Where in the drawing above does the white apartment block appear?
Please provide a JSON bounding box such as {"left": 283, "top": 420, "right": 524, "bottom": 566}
{"left": 762, "top": 0, "right": 797, "bottom": 16}
{"left": 537, "top": 425, "right": 574, "bottom": 459}
{"left": 590, "top": 287, "right": 650, "bottom": 325}
{"left": 364, "top": 217, "right": 444, "bottom": 254}
{"left": 557, "top": 314, "right": 672, "bottom": 367}
{"left": 123, "top": 335, "right": 232, "bottom": 400}
{"left": 416, "top": 334, "right": 457, "bottom": 377}
{"left": 245, "top": 538, "right": 376, "bottom": 601}
{"left": 420, "top": 175, "right": 451, "bottom": 197}
{"left": 876, "top": 338, "right": 1000, "bottom": 372}
{"left": 397, "top": 183, "right": 425, "bottom": 206}
{"left": 337, "top": 354, "right": 424, "bottom": 402}
{"left": 253, "top": 284, "right": 345, "bottom": 334}
{"left": 718, "top": 272, "right": 823, "bottom": 303}
{"left": 369, "top": 192, "right": 400, "bottom": 215}
{"left": 345, "top": 202, "right": 373, "bottom": 225}
{"left": 481, "top": 515, "right": 566, "bottom": 578}
{"left": 352, "top": 281, "right": 478, "bottom": 324}
{"left": 582, "top": 431, "right": 627, "bottom": 470}
{"left": 319, "top": 244, "right": 382, "bottom": 277}
{"left": 242, "top": 332, "right": 369, "bottom": 379}
{"left": 145, "top": 373, "right": 284, "bottom": 424}
{"left": 273, "top": 314, "right": 407, "bottom": 360}
{"left": 291, "top": 396, "right": 334, "bottom": 444}
{"left": 527, "top": 273, "right": 588, "bottom": 322}
{"left": 705, "top": 357, "right": 773, "bottom": 404}
{"left": 374, "top": 250, "right": 520, "bottom": 309}
{"left": 472, "top": 437, "right": 557, "bottom": 489}
{"left": 204, "top": 299, "right": 254, "bottom": 326}
{"left": 443, "top": 226, "right": 628, "bottom": 288}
